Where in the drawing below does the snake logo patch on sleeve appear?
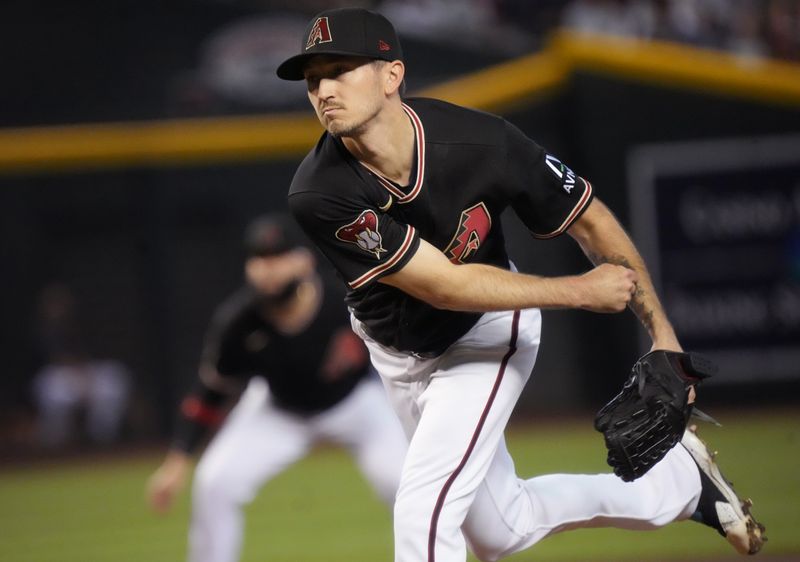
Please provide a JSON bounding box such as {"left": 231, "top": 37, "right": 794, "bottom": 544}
{"left": 335, "top": 210, "right": 387, "bottom": 259}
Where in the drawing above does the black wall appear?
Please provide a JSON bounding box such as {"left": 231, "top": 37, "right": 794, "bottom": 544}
{"left": 3, "top": 3, "right": 799, "bottom": 438}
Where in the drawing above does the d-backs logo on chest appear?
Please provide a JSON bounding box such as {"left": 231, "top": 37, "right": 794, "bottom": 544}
{"left": 443, "top": 202, "right": 491, "bottom": 264}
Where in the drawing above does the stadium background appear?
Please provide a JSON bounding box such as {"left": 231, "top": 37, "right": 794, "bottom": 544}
{"left": 0, "top": 1, "right": 798, "bottom": 560}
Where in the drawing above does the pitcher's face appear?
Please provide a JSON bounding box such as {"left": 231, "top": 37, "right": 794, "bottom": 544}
{"left": 304, "top": 55, "right": 385, "bottom": 137}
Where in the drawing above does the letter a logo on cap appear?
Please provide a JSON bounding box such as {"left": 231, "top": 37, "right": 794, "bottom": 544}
{"left": 306, "top": 17, "right": 333, "bottom": 50}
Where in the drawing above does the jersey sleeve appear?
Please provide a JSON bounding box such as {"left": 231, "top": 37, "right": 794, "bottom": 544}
{"left": 289, "top": 190, "right": 420, "bottom": 290}
{"left": 172, "top": 293, "right": 246, "bottom": 454}
{"left": 170, "top": 377, "right": 228, "bottom": 454}
{"left": 200, "top": 291, "right": 253, "bottom": 377}
{"left": 504, "top": 121, "right": 594, "bottom": 239}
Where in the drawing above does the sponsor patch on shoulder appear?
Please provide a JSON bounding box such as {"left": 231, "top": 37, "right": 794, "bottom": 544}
{"left": 335, "top": 210, "right": 386, "bottom": 259}
{"left": 545, "top": 154, "right": 577, "bottom": 194}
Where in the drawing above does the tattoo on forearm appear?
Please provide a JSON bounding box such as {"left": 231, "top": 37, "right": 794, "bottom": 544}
{"left": 633, "top": 297, "right": 655, "bottom": 334}
{"left": 589, "top": 251, "right": 656, "bottom": 333}
{"left": 590, "top": 252, "right": 630, "bottom": 268}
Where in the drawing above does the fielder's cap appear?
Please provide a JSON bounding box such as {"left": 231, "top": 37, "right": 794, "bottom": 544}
{"left": 244, "top": 214, "right": 302, "bottom": 257}
{"left": 276, "top": 7, "right": 402, "bottom": 81}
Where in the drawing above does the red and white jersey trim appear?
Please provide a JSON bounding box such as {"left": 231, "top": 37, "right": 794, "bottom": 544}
{"left": 361, "top": 103, "right": 426, "bottom": 205}
{"left": 348, "top": 225, "right": 417, "bottom": 289}
{"left": 532, "top": 179, "right": 594, "bottom": 239}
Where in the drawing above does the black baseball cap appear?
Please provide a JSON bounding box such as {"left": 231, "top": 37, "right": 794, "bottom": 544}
{"left": 244, "top": 214, "right": 302, "bottom": 258}
{"left": 276, "top": 7, "right": 403, "bottom": 81}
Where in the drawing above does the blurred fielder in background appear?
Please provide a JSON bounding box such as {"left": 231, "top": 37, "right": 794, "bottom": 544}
{"left": 146, "top": 214, "right": 408, "bottom": 562}
{"left": 278, "top": 7, "right": 765, "bottom": 562}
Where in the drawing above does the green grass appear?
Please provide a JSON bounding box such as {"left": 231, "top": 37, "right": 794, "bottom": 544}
{"left": 0, "top": 408, "right": 797, "bottom": 562}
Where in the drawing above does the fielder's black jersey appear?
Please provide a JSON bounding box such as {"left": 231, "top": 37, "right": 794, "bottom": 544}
{"left": 289, "top": 97, "right": 593, "bottom": 355}
{"left": 201, "top": 277, "right": 369, "bottom": 413}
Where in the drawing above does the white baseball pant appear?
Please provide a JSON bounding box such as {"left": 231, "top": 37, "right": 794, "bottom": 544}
{"left": 355, "top": 308, "right": 702, "bottom": 562}
{"left": 188, "top": 375, "right": 408, "bottom": 562}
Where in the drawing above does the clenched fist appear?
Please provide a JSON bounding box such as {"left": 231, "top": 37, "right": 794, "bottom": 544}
{"left": 576, "top": 263, "right": 639, "bottom": 313}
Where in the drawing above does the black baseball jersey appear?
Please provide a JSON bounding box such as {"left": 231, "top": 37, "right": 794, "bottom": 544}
{"left": 201, "top": 278, "right": 369, "bottom": 413}
{"left": 172, "top": 276, "right": 370, "bottom": 453}
{"left": 289, "top": 97, "right": 593, "bottom": 356}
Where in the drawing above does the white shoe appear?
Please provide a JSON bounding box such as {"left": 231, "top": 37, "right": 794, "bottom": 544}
{"left": 681, "top": 425, "right": 766, "bottom": 555}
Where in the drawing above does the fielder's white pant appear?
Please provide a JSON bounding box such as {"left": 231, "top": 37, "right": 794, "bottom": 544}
{"left": 188, "top": 375, "right": 408, "bottom": 562}
{"left": 355, "top": 308, "right": 703, "bottom": 562}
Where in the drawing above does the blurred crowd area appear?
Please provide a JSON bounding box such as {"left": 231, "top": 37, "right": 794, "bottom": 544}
{"left": 237, "top": 0, "right": 800, "bottom": 61}
{"left": 162, "top": 0, "right": 800, "bottom": 120}
{"left": 5, "top": 0, "right": 800, "bottom": 127}
{"left": 558, "top": 0, "right": 800, "bottom": 60}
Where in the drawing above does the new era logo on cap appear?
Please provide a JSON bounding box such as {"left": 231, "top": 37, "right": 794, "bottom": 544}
{"left": 306, "top": 17, "right": 333, "bottom": 50}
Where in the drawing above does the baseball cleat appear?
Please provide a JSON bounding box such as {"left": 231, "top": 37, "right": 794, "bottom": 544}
{"left": 681, "top": 425, "right": 766, "bottom": 555}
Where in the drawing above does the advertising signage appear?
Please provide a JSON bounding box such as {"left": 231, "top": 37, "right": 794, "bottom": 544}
{"left": 628, "top": 135, "right": 800, "bottom": 385}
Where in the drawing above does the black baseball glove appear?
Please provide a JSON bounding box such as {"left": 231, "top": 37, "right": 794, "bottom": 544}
{"left": 594, "top": 350, "right": 717, "bottom": 482}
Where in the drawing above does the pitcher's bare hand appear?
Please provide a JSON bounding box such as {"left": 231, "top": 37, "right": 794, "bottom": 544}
{"left": 577, "top": 264, "right": 639, "bottom": 313}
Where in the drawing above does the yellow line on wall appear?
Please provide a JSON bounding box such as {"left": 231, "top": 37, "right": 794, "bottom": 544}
{"left": 420, "top": 50, "right": 568, "bottom": 112}
{"left": 0, "top": 30, "right": 798, "bottom": 174}
{"left": 0, "top": 113, "right": 323, "bottom": 174}
{"left": 550, "top": 30, "right": 800, "bottom": 107}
